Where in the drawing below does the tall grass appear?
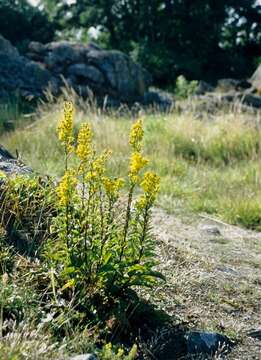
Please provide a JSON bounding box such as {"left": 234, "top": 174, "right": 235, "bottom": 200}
{"left": 1, "top": 98, "right": 261, "bottom": 229}
{"left": 0, "top": 97, "right": 35, "bottom": 133}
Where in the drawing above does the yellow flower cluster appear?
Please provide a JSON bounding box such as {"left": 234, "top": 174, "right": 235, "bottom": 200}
{"left": 128, "top": 119, "right": 148, "bottom": 183}
{"left": 56, "top": 170, "right": 77, "bottom": 206}
{"left": 129, "top": 119, "right": 144, "bottom": 151}
{"left": 135, "top": 195, "right": 147, "bottom": 210}
{"left": 136, "top": 172, "right": 160, "bottom": 210}
{"left": 129, "top": 152, "right": 148, "bottom": 183}
{"left": 76, "top": 123, "right": 93, "bottom": 162}
{"left": 57, "top": 101, "right": 74, "bottom": 153}
{"left": 103, "top": 177, "right": 125, "bottom": 198}
{"left": 141, "top": 171, "right": 160, "bottom": 199}
{"left": 86, "top": 150, "right": 112, "bottom": 181}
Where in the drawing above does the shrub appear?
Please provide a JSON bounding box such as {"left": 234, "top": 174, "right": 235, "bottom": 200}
{"left": 175, "top": 75, "right": 198, "bottom": 99}
{"left": 0, "top": 0, "right": 54, "bottom": 48}
{"left": 0, "top": 173, "right": 54, "bottom": 255}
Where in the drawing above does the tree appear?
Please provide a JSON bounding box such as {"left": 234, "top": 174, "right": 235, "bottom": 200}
{"left": 40, "top": 0, "right": 261, "bottom": 85}
{"left": 0, "top": 0, "right": 54, "bottom": 49}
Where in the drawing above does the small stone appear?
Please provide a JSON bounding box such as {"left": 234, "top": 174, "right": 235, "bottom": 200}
{"left": 247, "top": 327, "right": 261, "bottom": 340}
{"left": 200, "top": 225, "right": 221, "bottom": 236}
{"left": 0, "top": 145, "right": 32, "bottom": 176}
{"left": 143, "top": 90, "right": 174, "bottom": 111}
{"left": 69, "top": 354, "right": 97, "bottom": 360}
{"left": 186, "top": 331, "right": 233, "bottom": 356}
{"left": 216, "top": 265, "right": 239, "bottom": 276}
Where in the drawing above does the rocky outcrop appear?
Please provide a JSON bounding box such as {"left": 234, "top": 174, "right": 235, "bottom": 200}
{"left": 0, "top": 35, "right": 52, "bottom": 99}
{"left": 26, "top": 40, "right": 152, "bottom": 103}
{"left": 0, "top": 35, "right": 152, "bottom": 105}
{"left": 217, "top": 78, "right": 251, "bottom": 92}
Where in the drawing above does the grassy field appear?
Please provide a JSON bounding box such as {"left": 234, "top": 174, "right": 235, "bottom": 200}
{"left": 1, "top": 98, "right": 261, "bottom": 359}
{"left": 2, "top": 99, "right": 261, "bottom": 230}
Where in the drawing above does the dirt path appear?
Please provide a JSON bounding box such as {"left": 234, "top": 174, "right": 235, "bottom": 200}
{"left": 151, "top": 208, "right": 261, "bottom": 359}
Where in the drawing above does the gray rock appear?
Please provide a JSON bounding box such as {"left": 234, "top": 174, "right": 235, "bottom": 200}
{"left": 67, "top": 63, "right": 105, "bottom": 84}
{"left": 247, "top": 327, "right": 261, "bottom": 340}
{"left": 195, "top": 80, "right": 214, "bottom": 95}
{"left": 186, "top": 331, "right": 233, "bottom": 356}
{"left": 86, "top": 48, "right": 151, "bottom": 101}
{"left": 216, "top": 265, "right": 239, "bottom": 276}
{"left": 69, "top": 354, "right": 97, "bottom": 360}
{"left": 44, "top": 41, "right": 86, "bottom": 68}
{"left": 0, "top": 145, "right": 32, "bottom": 176}
{"left": 28, "top": 41, "right": 46, "bottom": 55}
{"left": 221, "top": 93, "right": 261, "bottom": 109}
{"left": 217, "top": 78, "right": 241, "bottom": 92}
{"left": 0, "top": 35, "right": 52, "bottom": 99}
{"left": 143, "top": 90, "right": 173, "bottom": 111}
{"left": 250, "top": 64, "right": 261, "bottom": 91}
{"left": 241, "top": 93, "right": 261, "bottom": 108}
{"left": 200, "top": 225, "right": 221, "bottom": 236}
{"left": 0, "top": 35, "right": 19, "bottom": 57}
{"left": 8, "top": 37, "right": 152, "bottom": 104}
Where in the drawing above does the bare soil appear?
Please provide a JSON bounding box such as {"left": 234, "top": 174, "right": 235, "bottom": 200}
{"left": 150, "top": 208, "right": 261, "bottom": 359}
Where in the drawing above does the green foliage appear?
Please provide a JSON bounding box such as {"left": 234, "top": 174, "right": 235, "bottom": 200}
{"left": 46, "top": 0, "right": 261, "bottom": 84}
{"left": 0, "top": 0, "right": 54, "bottom": 48}
{"left": 0, "top": 234, "right": 14, "bottom": 275}
{"left": 0, "top": 96, "right": 35, "bottom": 133}
{"left": 99, "top": 343, "right": 137, "bottom": 359}
{"left": 0, "top": 173, "right": 54, "bottom": 255}
{"left": 175, "top": 75, "right": 198, "bottom": 99}
{"left": 222, "top": 198, "right": 261, "bottom": 230}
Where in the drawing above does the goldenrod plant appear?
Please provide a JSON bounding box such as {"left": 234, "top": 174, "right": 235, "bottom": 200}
{"left": 47, "top": 101, "right": 163, "bottom": 300}
{"left": 0, "top": 103, "right": 163, "bottom": 357}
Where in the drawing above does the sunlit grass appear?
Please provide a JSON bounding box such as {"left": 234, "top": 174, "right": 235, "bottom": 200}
{"left": 1, "top": 99, "right": 261, "bottom": 229}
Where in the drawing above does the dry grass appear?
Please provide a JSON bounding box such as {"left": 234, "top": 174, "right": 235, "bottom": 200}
{"left": 1, "top": 97, "right": 261, "bottom": 358}
{"left": 1, "top": 98, "right": 261, "bottom": 229}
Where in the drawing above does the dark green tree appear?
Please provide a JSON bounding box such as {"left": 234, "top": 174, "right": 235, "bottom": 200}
{"left": 40, "top": 0, "right": 261, "bottom": 85}
{"left": 0, "top": 0, "right": 54, "bottom": 48}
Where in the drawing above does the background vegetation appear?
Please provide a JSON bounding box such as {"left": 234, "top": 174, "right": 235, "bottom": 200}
{"left": 0, "top": 1, "right": 260, "bottom": 358}
{"left": 2, "top": 99, "right": 261, "bottom": 231}
{"left": 0, "top": 0, "right": 260, "bottom": 85}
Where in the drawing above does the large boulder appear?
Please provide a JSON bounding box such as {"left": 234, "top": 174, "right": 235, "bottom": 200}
{"left": 0, "top": 145, "right": 31, "bottom": 176}
{"left": 0, "top": 35, "right": 52, "bottom": 99}
{"left": 250, "top": 64, "right": 261, "bottom": 92}
{"left": 0, "top": 35, "right": 152, "bottom": 104}
{"left": 26, "top": 40, "right": 152, "bottom": 103}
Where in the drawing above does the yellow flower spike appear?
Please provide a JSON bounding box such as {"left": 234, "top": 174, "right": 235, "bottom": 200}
{"left": 76, "top": 123, "right": 93, "bottom": 162}
{"left": 129, "top": 152, "right": 148, "bottom": 182}
{"left": 105, "top": 343, "right": 112, "bottom": 351}
{"left": 57, "top": 101, "right": 74, "bottom": 153}
{"left": 141, "top": 171, "right": 160, "bottom": 200}
{"left": 129, "top": 119, "right": 144, "bottom": 151}
{"left": 135, "top": 195, "right": 147, "bottom": 210}
{"left": 103, "top": 177, "right": 125, "bottom": 197}
{"left": 116, "top": 348, "right": 124, "bottom": 358}
{"left": 56, "top": 170, "right": 77, "bottom": 206}
{"left": 93, "top": 150, "right": 112, "bottom": 177}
